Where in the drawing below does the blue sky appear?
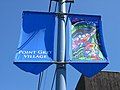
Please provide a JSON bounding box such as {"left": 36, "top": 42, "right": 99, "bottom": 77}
{"left": 0, "top": 0, "right": 120, "bottom": 90}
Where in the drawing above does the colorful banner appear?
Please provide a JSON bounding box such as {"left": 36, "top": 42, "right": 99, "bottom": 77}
{"left": 71, "top": 17, "right": 105, "bottom": 60}
{"left": 14, "top": 11, "right": 56, "bottom": 74}
{"left": 68, "top": 14, "right": 109, "bottom": 77}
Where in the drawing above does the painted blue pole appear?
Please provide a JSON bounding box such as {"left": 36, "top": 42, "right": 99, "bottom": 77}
{"left": 56, "top": 0, "right": 67, "bottom": 90}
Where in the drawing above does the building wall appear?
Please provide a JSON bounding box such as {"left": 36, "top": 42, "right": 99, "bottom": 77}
{"left": 76, "top": 71, "right": 120, "bottom": 90}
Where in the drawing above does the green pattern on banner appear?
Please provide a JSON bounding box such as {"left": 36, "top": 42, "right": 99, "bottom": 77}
{"left": 71, "top": 20, "right": 104, "bottom": 60}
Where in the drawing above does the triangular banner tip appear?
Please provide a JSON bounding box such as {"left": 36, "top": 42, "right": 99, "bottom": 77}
{"left": 70, "top": 63, "right": 109, "bottom": 78}
{"left": 14, "top": 62, "right": 52, "bottom": 75}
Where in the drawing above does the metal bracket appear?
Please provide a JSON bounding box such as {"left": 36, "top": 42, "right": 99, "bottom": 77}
{"left": 57, "top": 12, "right": 66, "bottom": 19}
{"left": 54, "top": 61, "right": 69, "bottom": 64}
{"left": 53, "top": 0, "right": 74, "bottom": 3}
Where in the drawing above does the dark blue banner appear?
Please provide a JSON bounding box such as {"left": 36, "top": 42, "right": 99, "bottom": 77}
{"left": 14, "top": 11, "right": 56, "bottom": 74}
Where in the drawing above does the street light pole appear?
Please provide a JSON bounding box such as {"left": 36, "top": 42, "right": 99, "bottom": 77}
{"left": 56, "top": 0, "right": 67, "bottom": 90}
